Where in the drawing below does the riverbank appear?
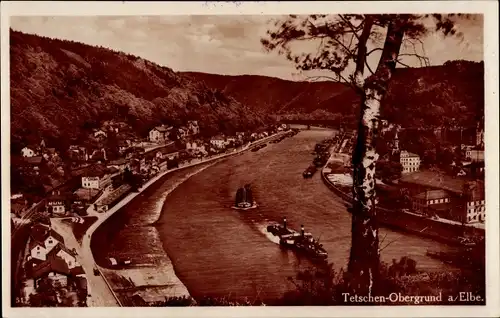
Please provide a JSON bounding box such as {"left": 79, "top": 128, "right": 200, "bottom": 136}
{"left": 86, "top": 131, "right": 291, "bottom": 306}
{"left": 90, "top": 128, "right": 468, "bottom": 304}
{"left": 321, "top": 148, "right": 485, "bottom": 248}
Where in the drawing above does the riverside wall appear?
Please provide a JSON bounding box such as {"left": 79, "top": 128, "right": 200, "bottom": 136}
{"left": 88, "top": 131, "right": 290, "bottom": 305}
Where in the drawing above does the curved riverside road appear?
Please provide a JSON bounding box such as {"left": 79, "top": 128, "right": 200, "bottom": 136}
{"left": 94, "top": 128, "right": 457, "bottom": 303}
{"left": 80, "top": 132, "right": 288, "bottom": 306}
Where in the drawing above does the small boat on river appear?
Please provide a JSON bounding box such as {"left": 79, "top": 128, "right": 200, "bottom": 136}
{"left": 233, "top": 184, "right": 258, "bottom": 210}
{"left": 267, "top": 218, "right": 328, "bottom": 262}
{"left": 303, "top": 165, "right": 317, "bottom": 178}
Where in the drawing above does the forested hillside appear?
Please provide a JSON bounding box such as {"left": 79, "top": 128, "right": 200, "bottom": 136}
{"left": 185, "top": 60, "right": 484, "bottom": 128}
{"left": 10, "top": 29, "right": 269, "bottom": 153}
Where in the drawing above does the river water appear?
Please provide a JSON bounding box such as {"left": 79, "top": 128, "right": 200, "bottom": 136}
{"left": 94, "top": 128, "right": 456, "bottom": 303}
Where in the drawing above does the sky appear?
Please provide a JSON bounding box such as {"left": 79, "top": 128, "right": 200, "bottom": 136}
{"left": 10, "top": 15, "right": 483, "bottom": 81}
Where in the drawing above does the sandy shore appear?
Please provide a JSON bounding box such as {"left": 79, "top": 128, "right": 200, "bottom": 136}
{"left": 86, "top": 131, "right": 290, "bottom": 306}
{"left": 98, "top": 163, "right": 218, "bottom": 305}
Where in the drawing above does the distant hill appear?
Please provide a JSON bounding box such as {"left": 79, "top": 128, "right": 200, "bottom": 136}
{"left": 183, "top": 72, "right": 351, "bottom": 115}
{"left": 184, "top": 60, "right": 484, "bottom": 129}
{"left": 10, "top": 28, "right": 483, "bottom": 155}
{"left": 10, "top": 29, "right": 269, "bottom": 153}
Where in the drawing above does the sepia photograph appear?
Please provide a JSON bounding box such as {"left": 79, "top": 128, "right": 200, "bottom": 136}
{"left": 1, "top": 1, "right": 499, "bottom": 318}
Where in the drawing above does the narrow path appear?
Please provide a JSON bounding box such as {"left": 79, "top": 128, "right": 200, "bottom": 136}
{"left": 50, "top": 218, "right": 118, "bottom": 307}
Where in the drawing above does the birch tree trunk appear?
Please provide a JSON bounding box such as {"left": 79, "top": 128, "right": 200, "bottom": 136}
{"left": 347, "top": 21, "right": 405, "bottom": 297}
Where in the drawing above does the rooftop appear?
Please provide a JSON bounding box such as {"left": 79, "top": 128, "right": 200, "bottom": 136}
{"left": 153, "top": 125, "right": 173, "bottom": 133}
{"left": 47, "top": 242, "right": 76, "bottom": 258}
{"left": 30, "top": 255, "right": 71, "bottom": 279}
{"left": 70, "top": 266, "right": 86, "bottom": 276}
{"left": 400, "top": 170, "right": 484, "bottom": 195}
{"left": 413, "top": 189, "right": 450, "bottom": 200}
{"left": 427, "top": 202, "right": 455, "bottom": 211}
{"left": 24, "top": 156, "right": 43, "bottom": 165}
{"left": 47, "top": 194, "right": 68, "bottom": 202}
{"left": 99, "top": 184, "right": 132, "bottom": 206}
{"left": 400, "top": 150, "right": 419, "bottom": 158}
{"left": 108, "top": 158, "right": 128, "bottom": 166}
{"left": 73, "top": 188, "right": 100, "bottom": 200}
{"left": 30, "top": 224, "right": 65, "bottom": 246}
{"left": 465, "top": 183, "right": 485, "bottom": 201}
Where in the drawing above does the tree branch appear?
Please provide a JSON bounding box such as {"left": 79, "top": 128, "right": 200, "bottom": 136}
{"left": 396, "top": 59, "right": 411, "bottom": 68}
{"left": 402, "top": 38, "right": 430, "bottom": 67}
{"left": 365, "top": 59, "right": 375, "bottom": 76}
{"left": 339, "top": 14, "right": 361, "bottom": 40}
{"left": 399, "top": 53, "right": 430, "bottom": 67}
{"left": 311, "top": 19, "right": 357, "bottom": 58}
{"left": 366, "top": 48, "right": 383, "bottom": 56}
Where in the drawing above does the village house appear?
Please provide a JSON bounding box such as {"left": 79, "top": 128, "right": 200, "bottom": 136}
{"left": 400, "top": 150, "right": 421, "bottom": 173}
{"left": 46, "top": 193, "right": 68, "bottom": 217}
{"left": 465, "top": 148, "right": 484, "bottom": 162}
{"left": 89, "top": 148, "right": 107, "bottom": 162}
{"left": 149, "top": 125, "right": 173, "bottom": 143}
{"left": 236, "top": 132, "right": 245, "bottom": 140}
{"left": 186, "top": 140, "right": 198, "bottom": 151}
{"left": 102, "top": 120, "right": 129, "bottom": 133}
{"left": 17, "top": 156, "right": 45, "bottom": 176}
{"left": 177, "top": 126, "right": 189, "bottom": 139}
{"left": 68, "top": 145, "right": 88, "bottom": 162}
{"left": 21, "top": 147, "right": 36, "bottom": 158}
{"left": 11, "top": 200, "right": 28, "bottom": 218}
{"left": 187, "top": 120, "right": 200, "bottom": 135}
{"left": 461, "top": 144, "right": 474, "bottom": 152}
{"left": 476, "top": 124, "right": 484, "bottom": 147}
{"left": 81, "top": 169, "right": 113, "bottom": 190}
{"left": 28, "top": 223, "right": 66, "bottom": 262}
{"left": 93, "top": 129, "right": 107, "bottom": 139}
{"left": 152, "top": 146, "right": 175, "bottom": 162}
{"left": 210, "top": 135, "right": 226, "bottom": 149}
{"left": 463, "top": 183, "right": 485, "bottom": 223}
{"left": 95, "top": 184, "right": 133, "bottom": 213}
{"left": 117, "top": 140, "right": 129, "bottom": 153}
{"left": 44, "top": 147, "right": 57, "bottom": 156}
{"left": 107, "top": 158, "right": 129, "bottom": 172}
{"left": 23, "top": 251, "right": 86, "bottom": 304}
{"left": 186, "top": 140, "right": 207, "bottom": 156}
{"left": 124, "top": 146, "right": 145, "bottom": 159}
{"left": 463, "top": 161, "right": 485, "bottom": 178}
{"left": 412, "top": 189, "right": 451, "bottom": 214}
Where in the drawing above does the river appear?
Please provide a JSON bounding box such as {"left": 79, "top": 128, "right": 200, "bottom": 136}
{"left": 93, "top": 128, "right": 456, "bottom": 303}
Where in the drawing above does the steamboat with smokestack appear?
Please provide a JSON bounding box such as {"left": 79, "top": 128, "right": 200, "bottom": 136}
{"left": 266, "top": 218, "right": 328, "bottom": 262}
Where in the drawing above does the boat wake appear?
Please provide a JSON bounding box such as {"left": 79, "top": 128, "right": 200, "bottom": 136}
{"left": 256, "top": 222, "right": 281, "bottom": 245}
{"left": 231, "top": 203, "right": 258, "bottom": 211}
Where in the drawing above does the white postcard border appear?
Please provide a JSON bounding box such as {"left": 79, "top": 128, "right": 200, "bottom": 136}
{"left": 1, "top": 1, "right": 499, "bottom": 318}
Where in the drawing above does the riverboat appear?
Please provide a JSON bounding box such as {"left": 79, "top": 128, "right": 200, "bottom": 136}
{"left": 233, "top": 184, "right": 258, "bottom": 210}
{"left": 303, "top": 165, "right": 317, "bottom": 178}
{"left": 313, "top": 155, "right": 329, "bottom": 167}
{"left": 267, "top": 218, "right": 328, "bottom": 262}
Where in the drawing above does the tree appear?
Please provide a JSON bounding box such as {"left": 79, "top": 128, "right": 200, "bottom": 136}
{"left": 262, "top": 14, "right": 462, "bottom": 297}
{"left": 375, "top": 160, "right": 403, "bottom": 181}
